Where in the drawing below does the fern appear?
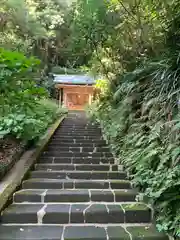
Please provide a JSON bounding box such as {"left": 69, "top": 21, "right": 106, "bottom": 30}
{"left": 88, "top": 58, "right": 180, "bottom": 237}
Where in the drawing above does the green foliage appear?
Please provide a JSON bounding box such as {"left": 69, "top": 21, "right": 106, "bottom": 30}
{"left": 1, "top": 0, "right": 180, "bottom": 236}
{"left": 86, "top": 1, "right": 180, "bottom": 238}
{"left": 0, "top": 48, "right": 66, "bottom": 142}
{"left": 0, "top": 48, "right": 46, "bottom": 112}
{"left": 88, "top": 60, "right": 180, "bottom": 237}
{"left": 0, "top": 99, "right": 66, "bottom": 141}
{"left": 95, "top": 78, "right": 109, "bottom": 94}
{"left": 0, "top": 0, "right": 72, "bottom": 67}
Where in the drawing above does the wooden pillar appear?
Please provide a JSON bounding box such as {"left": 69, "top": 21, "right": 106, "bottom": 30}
{"left": 58, "top": 88, "right": 61, "bottom": 107}
{"left": 58, "top": 88, "right": 64, "bottom": 107}
{"left": 64, "top": 91, "right": 67, "bottom": 108}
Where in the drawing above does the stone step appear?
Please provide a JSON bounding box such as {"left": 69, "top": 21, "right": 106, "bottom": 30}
{"left": 59, "top": 121, "right": 98, "bottom": 125}
{"left": 39, "top": 156, "right": 115, "bottom": 164}
{"left": 53, "top": 134, "right": 102, "bottom": 138}
{"left": 35, "top": 163, "right": 119, "bottom": 171}
{"left": 60, "top": 120, "right": 96, "bottom": 124}
{"left": 58, "top": 131, "right": 101, "bottom": 134}
{"left": 55, "top": 127, "right": 102, "bottom": 132}
{"left": 0, "top": 114, "right": 165, "bottom": 240}
{"left": 55, "top": 133, "right": 102, "bottom": 137}
{"left": 29, "top": 170, "right": 127, "bottom": 180}
{"left": 42, "top": 151, "right": 113, "bottom": 158}
{"left": 49, "top": 139, "right": 107, "bottom": 144}
{"left": 61, "top": 118, "right": 89, "bottom": 122}
{"left": 14, "top": 189, "right": 137, "bottom": 203}
{"left": 52, "top": 136, "right": 103, "bottom": 140}
{"left": 46, "top": 146, "right": 111, "bottom": 153}
{"left": 1, "top": 203, "right": 152, "bottom": 224}
{"left": 53, "top": 132, "right": 101, "bottom": 136}
{"left": 49, "top": 142, "right": 107, "bottom": 147}
{"left": 63, "top": 123, "right": 91, "bottom": 125}
{"left": 22, "top": 179, "right": 132, "bottom": 190}
{"left": 0, "top": 225, "right": 169, "bottom": 240}
{"left": 59, "top": 127, "right": 101, "bottom": 131}
{"left": 60, "top": 123, "right": 99, "bottom": 127}
{"left": 29, "top": 170, "right": 126, "bottom": 180}
{"left": 60, "top": 119, "right": 98, "bottom": 124}
{"left": 56, "top": 129, "right": 101, "bottom": 133}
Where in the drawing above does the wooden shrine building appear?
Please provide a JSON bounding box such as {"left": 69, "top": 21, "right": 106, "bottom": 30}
{"left": 54, "top": 74, "right": 96, "bottom": 110}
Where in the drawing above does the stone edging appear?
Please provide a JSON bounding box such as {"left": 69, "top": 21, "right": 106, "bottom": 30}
{"left": 0, "top": 116, "right": 65, "bottom": 212}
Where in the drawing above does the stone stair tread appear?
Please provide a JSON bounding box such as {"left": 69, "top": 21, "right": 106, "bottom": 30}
{"left": 46, "top": 146, "right": 110, "bottom": 152}
{"left": 1, "top": 202, "right": 151, "bottom": 224}
{"left": 57, "top": 128, "right": 101, "bottom": 130}
{"left": 0, "top": 225, "right": 168, "bottom": 240}
{"left": 58, "top": 127, "right": 101, "bottom": 129}
{"left": 52, "top": 135, "right": 103, "bottom": 138}
{"left": 49, "top": 142, "right": 106, "bottom": 145}
{"left": 50, "top": 137, "right": 106, "bottom": 140}
{"left": 49, "top": 139, "right": 107, "bottom": 144}
{"left": 14, "top": 189, "right": 137, "bottom": 203}
{"left": 42, "top": 152, "right": 113, "bottom": 158}
{"left": 56, "top": 133, "right": 102, "bottom": 136}
{"left": 0, "top": 113, "right": 166, "bottom": 239}
{"left": 49, "top": 143, "right": 107, "bottom": 148}
{"left": 22, "top": 178, "right": 132, "bottom": 189}
{"left": 35, "top": 163, "right": 118, "bottom": 166}
{"left": 54, "top": 133, "right": 102, "bottom": 136}
{"left": 29, "top": 170, "right": 127, "bottom": 180}
{"left": 53, "top": 131, "right": 101, "bottom": 134}
{"left": 51, "top": 139, "right": 104, "bottom": 142}
{"left": 35, "top": 163, "right": 119, "bottom": 171}
{"left": 42, "top": 151, "right": 112, "bottom": 155}
{"left": 0, "top": 225, "right": 63, "bottom": 240}
{"left": 39, "top": 156, "right": 115, "bottom": 164}
{"left": 45, "top": 151, "right": 111, "bottom": 155}
{"left": 55, "top": 130, "right": 100, "bottom": 132}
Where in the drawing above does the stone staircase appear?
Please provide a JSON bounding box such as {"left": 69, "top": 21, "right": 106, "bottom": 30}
{"left": 0, "top": 112, "right": 168, "bottom": 239}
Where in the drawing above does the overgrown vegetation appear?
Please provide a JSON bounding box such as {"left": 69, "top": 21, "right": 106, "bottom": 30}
{"left": 0, "top": 0, "right": 180, "bottom": 237}
{"left": 0, "top": 48, "right": 66, "bottom": 179}
{"left": 0, "top": 0, "right": 96, "bottom": 69}
{"left": 0, "top": 48, "right": 66, "bottom": 141}
{"left": 84, "top": 0, "right": 180, "bottom": 238}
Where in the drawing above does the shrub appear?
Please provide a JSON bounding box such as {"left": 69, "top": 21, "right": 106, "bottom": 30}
{"left": 0, "top": 48, "right": 68, "bottom": 179}
{"left": 0, "top": 99, "right": 67, "bottom": 142}
{"left": 0, "top": 48, "right": 67, "bottom": 142}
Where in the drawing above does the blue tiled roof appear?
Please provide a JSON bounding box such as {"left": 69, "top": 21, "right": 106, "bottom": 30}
{"left": 53, "top": 74, "right": 95, "bottom": 85}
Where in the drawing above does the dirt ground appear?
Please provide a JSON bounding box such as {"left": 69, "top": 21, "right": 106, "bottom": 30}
{"left": 0, "top": 137, "right": 24, "bottom": 180}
